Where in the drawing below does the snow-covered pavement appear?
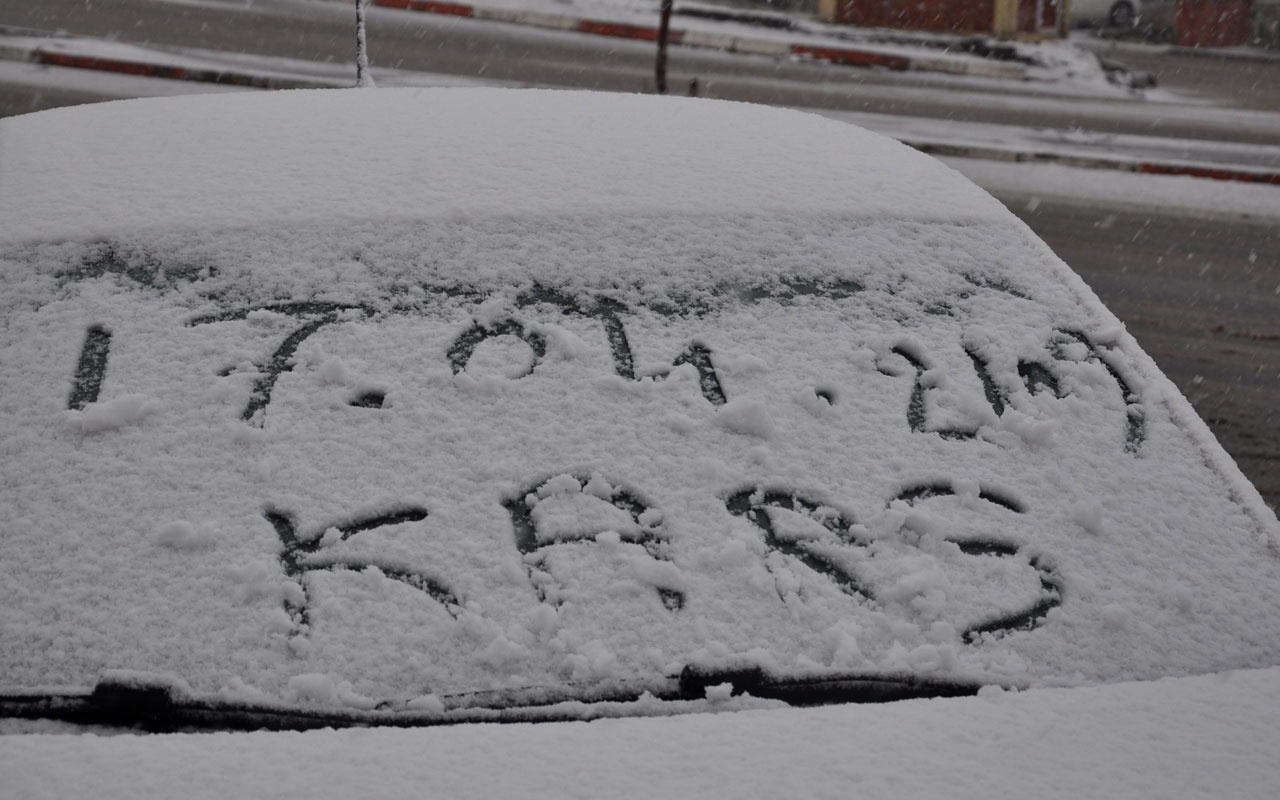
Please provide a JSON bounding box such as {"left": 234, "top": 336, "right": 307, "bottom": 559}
{"left": 4, "top": 23, "right": 1280, "bottom": 187}
{"left": 942, "top": 155, "right": 1280, "bottom": 222}
{"left": 821, "top": 109, "right": 1280, "bottom": 186}
{"left": 0, "top": 31, "right": 516, "bottom": 91}
{"left": 363, "top": 0, "right": 1030, "bottom": 78}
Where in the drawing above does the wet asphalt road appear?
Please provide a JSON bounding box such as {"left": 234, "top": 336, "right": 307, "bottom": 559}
{"left": 1009, "top": 196, "right": 1280, "bottom": 509}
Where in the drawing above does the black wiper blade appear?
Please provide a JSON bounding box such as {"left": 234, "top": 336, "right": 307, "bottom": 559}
{"left": 1, "top": 669, "right": 994, "bottom": 733}
{"left": 676, "top": 665, "right": 986, "bottom": 705}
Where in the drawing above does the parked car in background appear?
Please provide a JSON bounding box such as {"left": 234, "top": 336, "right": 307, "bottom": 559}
{"left": 1, "top": 88, "right": 1278, "bottom": 797}
{"left": 1071, "top": 0, "right": 1174, "bottom": 28}
{"left": 1136, "top": 0, "right": 1178, "bottom": 35}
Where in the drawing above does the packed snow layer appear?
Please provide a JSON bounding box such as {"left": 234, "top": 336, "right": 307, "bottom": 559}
{"left": 1, "top": 89, "right": 1278, "bottom": 716}
{"left": 5, "top": 667, "right": 1280, "bottom": 799}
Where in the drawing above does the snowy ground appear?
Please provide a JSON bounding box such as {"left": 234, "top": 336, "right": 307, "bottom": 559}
{"left": 0, "top": 33, "right": 517, "bottom": 91}
{"left": 942, "top": 157, "right": 1280, "bottom": 223}
{"left": 0, "top": 58, "right": 247, "bottom": 103}
{"left": 141, "top": 0, "right": 1148, "bottom": 92}
{"left": 824, "top": 109, "right": 1280, "bottom": 172}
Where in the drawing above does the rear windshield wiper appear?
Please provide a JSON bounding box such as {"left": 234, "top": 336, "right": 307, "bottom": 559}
{"left": 1, "top": 667, "right": 991, "bottom": 733}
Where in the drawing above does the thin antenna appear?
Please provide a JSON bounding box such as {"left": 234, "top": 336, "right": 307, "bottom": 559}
{"left": 356, "top": 0, "right": 376, "bottom": 88}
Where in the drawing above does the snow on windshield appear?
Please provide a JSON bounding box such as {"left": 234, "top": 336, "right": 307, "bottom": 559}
{"left": 1, "top": 89, "right": 1277, "bottom": 716}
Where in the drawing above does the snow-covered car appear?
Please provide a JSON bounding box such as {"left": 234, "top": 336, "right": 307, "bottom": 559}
{"left": 1, "top": 89, "right": 1278, "bottom": 795}
{"left": 1072, "top": 0, "right": 1175, "bottom": 29}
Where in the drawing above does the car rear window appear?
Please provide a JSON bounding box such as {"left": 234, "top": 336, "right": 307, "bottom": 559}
{"left": 2, "top": 90, "right": 1276, "bottom": 727}
{"left": 3, "top": 212, "right": 1277, "bottom": 724}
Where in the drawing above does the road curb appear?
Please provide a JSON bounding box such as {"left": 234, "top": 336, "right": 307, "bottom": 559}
{"left": 2, "top": 39, "right": 337, "bottom": 90}
{"left": 914, "top": 141, "right": 1280, "bottom": 185}
{"left": 371, "top": 0, "right": 1026, "bottom": 77}
{"left": 0, "top": 42, "right": 31, "bottom": 62}
{"left": 1166, "top": 43, "right": 1280, "bottom": 64}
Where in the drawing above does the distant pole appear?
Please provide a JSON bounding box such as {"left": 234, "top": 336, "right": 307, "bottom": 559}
{"left": 356, "top": 0, "right": 376, "bottom": 88}
{"left": 655, "top": 0, "right": 672, "bottom": 94}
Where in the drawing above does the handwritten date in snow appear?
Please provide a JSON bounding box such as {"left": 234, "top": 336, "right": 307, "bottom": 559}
{"left": 69, "top": 291, "right": 1144, "bottom": 451}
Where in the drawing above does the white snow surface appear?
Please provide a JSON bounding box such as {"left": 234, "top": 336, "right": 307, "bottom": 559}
{"left": 823, "top": 109, "right": 1280, "bottom": 175}
{"left": 942, "top": 156, "right": 1280, "bottom": 222}
{"left": 5, "top": 667, "right": 1280, "bottom": 798}
{"left": 0, "top": 59, "right": 248, "bottom": 101}
{"left": 1, "top": 88, "right": 1278, "bottom": 718}
{"left": 0, "top": 88, "right": 1008, "bottom": 244}
{"left": 0, "top": 31, "right": 513, "bottom": 95}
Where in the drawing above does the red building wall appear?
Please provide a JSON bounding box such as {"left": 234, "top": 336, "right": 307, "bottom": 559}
{"left": 832, "top": 0, "right": 1062, "bottom": 35}
{"left": 1175, "top": 0, "right": 1251, "bottom": 47}
{"left": 833, "top": 0, "right": 995, "bottom": 32}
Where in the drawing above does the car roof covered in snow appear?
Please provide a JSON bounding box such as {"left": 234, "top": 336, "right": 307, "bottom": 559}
{"left": 0, "top": 88, "right": 1277, "bottom": 732}
{"left": 0, "top": 88, "right": 1013, "bottom": 245}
